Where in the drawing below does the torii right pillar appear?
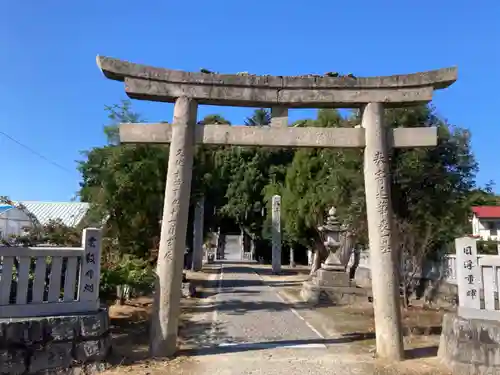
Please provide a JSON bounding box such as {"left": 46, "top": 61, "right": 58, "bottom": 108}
{"left": 362, "top": 102, "right": 404, "bottom": 360}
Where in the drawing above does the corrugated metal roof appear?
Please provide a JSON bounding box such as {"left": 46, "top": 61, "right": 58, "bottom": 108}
{"left": 15, "top": 201, "right": 90, "bottom": 227}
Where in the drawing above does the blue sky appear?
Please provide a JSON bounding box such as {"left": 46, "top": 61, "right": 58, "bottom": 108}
{"left": 1, "top": 0, "right": 499, "bottom": 201}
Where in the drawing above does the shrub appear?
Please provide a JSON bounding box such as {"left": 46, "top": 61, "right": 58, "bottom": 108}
{"left": 477, "top": 240, "right": 499, "bottom": 255}
{"left": 100, "top": 255, "right": 155, "bottom": 300}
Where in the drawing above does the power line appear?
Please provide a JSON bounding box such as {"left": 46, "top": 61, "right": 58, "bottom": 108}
{"left": 0, "top": 130, "right": 72, "bottom": 173}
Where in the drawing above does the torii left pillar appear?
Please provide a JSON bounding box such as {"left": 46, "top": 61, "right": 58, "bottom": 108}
{"left": 150, "top": 96, "right": 197, "bottom": 357}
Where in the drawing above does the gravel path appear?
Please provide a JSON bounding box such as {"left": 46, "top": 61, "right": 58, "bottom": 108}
{"left": 179, "top": 262, "right": 375, "bottom": 375}
{"left": 211, "top": 263, "right": 325, "bottom": 347}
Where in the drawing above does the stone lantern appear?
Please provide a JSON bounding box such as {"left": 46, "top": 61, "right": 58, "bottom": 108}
{"left": 301, "top": 206, "right": 361, "bottom": 304}
{"left": 317, "top": 207, "right": 348, "bottom": 272}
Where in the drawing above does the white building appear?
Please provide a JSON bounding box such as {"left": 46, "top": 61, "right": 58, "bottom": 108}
{"left": 0, "top": 201, "right": 90, "bottom": 240}
{"left": 0, "top": 206, "right": 32, "bottom": 240}
{"left": 471, "top": 206, "right": 500, "bottom": 240}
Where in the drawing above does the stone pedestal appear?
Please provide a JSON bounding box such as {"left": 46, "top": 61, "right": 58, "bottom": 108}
{"left": 438, "top": 313, "right": 500, "bottom": 375}
{"left": 316, "top": 268, "right": 350, "bottom": 287}
{"left": 301, "top": 268, "right": 366, "bottom": 305}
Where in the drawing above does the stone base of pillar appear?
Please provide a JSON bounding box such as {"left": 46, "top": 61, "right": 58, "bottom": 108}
{"left": 301, "top": 268, "right": 367, "bottom": 305}
{"left": 316, "top": 268, "right": 351, "bottom": 287}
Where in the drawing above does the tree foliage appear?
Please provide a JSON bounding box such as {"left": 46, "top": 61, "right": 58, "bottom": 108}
{"left": 78, "top": 103, "right": 167, "bottom": 261}
{"left": 245, "top": 109, "right": 271, "bottom": 126}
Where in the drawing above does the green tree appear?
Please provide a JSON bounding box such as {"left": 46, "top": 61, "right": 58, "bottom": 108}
{"left": 198, "top": 114, "right": 230, "bottom": 125}
{"left": 78, "top": 100, "right": 167, "bottom": 261}
{"left": 217, "top": 109, "right": 294, "bottom": 239}
{"left": 466, "top": 180, "right": 500, "bottom": 208}
{"left": 41, "top": 219, "right": 81, "bottom": 246}
{"left": 193, "top": 114, "right": 232, "bottom": 238}
{"left": 278, "top": 105, "right": 479, "bottom": 271}
{"left": 245, "top": 108, "right": 271, "bottom": 126}
{"left": 276, "top": 109, "right": 359, "bottom": 269}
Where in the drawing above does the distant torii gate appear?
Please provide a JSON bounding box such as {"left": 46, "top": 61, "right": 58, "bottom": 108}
{"left": 97, "top": 56, "right": 457, "bottom": 360}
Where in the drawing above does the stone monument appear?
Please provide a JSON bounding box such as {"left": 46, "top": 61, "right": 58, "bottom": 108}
{"left": 191, "top": 197, "right": 204, "bottom": 271}
{"left": 97, "top": 55, "right": 456, "bottom": 360}
{"left": 301, "top": 207, "right": 365, "bottom": 304}
{"left": 271, "top": 195, "right": 282, "bottom": 274}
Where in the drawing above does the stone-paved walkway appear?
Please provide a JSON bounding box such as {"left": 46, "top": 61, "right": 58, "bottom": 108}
{"left": 178, "top": 262, "right": 377, "bottom": 375}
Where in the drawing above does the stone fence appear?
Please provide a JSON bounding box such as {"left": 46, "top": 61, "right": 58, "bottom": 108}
{"left": 0, "top": 228, "right": 111, "bottom": 374}
{"left": 0, "top": 228, "right": 102, "bottom": 318}
{"left": 348, "top": 250, "right": 461, "bottom": 285}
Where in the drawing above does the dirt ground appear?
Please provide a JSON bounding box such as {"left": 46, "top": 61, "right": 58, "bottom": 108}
{"left": 102, "top": 270, "right": 213, "bottom": 374}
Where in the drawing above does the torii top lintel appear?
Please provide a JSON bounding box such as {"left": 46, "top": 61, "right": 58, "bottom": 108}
{"left": 96, "top": 56, "right": 457, "bottom": 109}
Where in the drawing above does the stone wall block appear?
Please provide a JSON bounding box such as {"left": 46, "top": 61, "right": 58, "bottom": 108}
{"left": 0, "top": 348, "right": 27, "bottom": 375}
{"left": 79, "top": 362, "right": 109, "bottom": 374}
{"left": 29, "top": 342, "right": 73, "bottom": 373}
{"left": 455, "top": 342, "right": 487, "bottom": 364}
{"left": 0, "top": 319, "right": 46, "bottom": 346}
{"left": 74, "top": 336, "right": 111, "bottom": 362}
{"left": 487, "top": 347, "right": 500, "bottom": 367}
{"left": 79, "top": 310, "right": 108, "bottom": 338}
{"left": 0, "top": 311, "right": 111, "bottom": 374}
{"left": 46, "top": 317, "right": 79, "bottom": 342}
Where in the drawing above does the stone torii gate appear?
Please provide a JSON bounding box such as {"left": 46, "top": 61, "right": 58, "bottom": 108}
{"left": 96, "top": 56, "right": 457, "bottom": 360}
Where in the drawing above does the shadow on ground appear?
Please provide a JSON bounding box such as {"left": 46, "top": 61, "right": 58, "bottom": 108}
{"left": 185, "top": 298, "right": 312, "bottom": 315}
{"left": 178, "top": 333, "right": 374, "bottom": 356}
{"left": 251, "top": 266, "right": 310, "bottom": 277}
{"left": 198, "top": 263, "right": 310, "bottom": 298}
{"left": 405, "top": 345, "right": 439, "bottom": 359}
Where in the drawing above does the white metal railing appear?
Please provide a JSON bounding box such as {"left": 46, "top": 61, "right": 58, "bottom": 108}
{"left": 0, "top": 228, "right": 101, "bottom": 318}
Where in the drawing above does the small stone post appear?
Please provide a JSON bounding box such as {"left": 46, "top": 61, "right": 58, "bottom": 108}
{"left": 213, "top": 229, "right": 220, "bottom": 260}
{"left": 240, "top": 228, "right": 245, "bottom": 260}
{"left": 456, "top": 236, "right": 480, "bottom": 316}
{"left": 250, "top": 236, "right": 256, "bottom": 261}
{"left": 271, "top": 195, "right": 282, "bottom": 274}
{"left": 192, "top": 197, "right": 204, "bottom": 271}
{"left": 362, "top": 102, "right": 404, "bottom": 361}
{"left": 150, "top": 96, "right": 197, "bottom": 357}
{"left": 290, "top": 246, "right": 296, "bottom": 268}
